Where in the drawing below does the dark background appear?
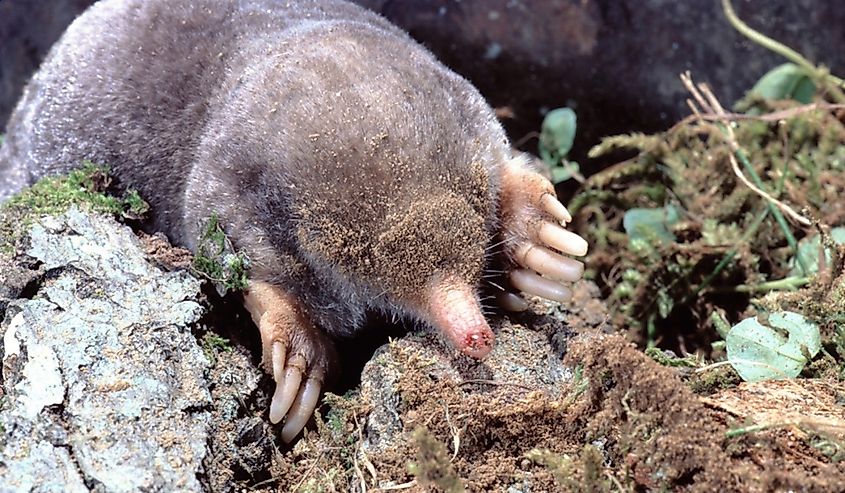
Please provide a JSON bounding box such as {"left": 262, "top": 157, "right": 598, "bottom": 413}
{"left": 2, "top": 0, "right": 843, "bottom": 174}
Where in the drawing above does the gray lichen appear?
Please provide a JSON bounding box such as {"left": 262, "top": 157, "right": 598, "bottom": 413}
{"left": 1, "top": 207, "right": 210, "bottom": 492}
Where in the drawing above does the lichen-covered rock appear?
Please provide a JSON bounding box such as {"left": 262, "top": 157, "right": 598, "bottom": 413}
{"left": 0, "top": 207, "right": 210, "bottom": 492}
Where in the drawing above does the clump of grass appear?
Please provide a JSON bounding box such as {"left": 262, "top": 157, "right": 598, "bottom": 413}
{"left": 192, "top": 213, "right": 249, "bottom": 294}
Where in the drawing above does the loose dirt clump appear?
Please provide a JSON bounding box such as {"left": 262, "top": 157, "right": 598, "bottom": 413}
{"left": 265, "top": 324, "right": 844, "bottom": 492}
{"left": 567, "top": 335, "right": 845, "bottom": 492}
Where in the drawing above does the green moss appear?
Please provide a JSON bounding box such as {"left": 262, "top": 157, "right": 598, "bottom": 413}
{"left": 645, "top": 347, "right": 700, "bottom": 368}
{"left": 687, "top": 364, "right": 742, "bottom": 395}
{"left": 0, "top": 162, "right": 149, "bottom": 254}
{"left": 192, "top": 213, "right": 249, "bottom": 293}
{"left": 5, "top": 162, "right": 122, "bottom": 215}
{"left": 123, "top": 189, "right": 150, "bottom": 218}
{"left": 200, "top": 332, "right": 232, "bottom": 364}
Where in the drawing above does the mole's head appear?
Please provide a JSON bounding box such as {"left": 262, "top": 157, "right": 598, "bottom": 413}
{"left": 370, "top": 193, "right": 495, "bottom": 358}
{"left": 297, "top": 189, "right": 497, "bottom": 358}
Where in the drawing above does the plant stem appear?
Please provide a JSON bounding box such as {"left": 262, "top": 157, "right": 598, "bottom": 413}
{"left": 721, "top": 276, "right": 810, "bottom": 294}
{"left": 726, "top": 423, "right": 778, "bottom": 438}
{"left": 733, "top": 147, "right": 808, "bottom": 275}
{"left": 721, "top": 0, "right": 845, "bottom": 102}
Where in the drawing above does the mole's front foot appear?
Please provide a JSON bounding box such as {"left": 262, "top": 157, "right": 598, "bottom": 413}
{"left": 243, "top": 281, "right": 338, "bottom": 442}
{"left": 497, "top": 157, "right": 588, "bottom": 310}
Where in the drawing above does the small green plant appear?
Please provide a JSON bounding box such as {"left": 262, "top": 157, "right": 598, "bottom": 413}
{"left": 539, "top": 107, "right": 583, "bottom": 184}
{"left": 725, "top": 311, "right": 821, "bottom": 382}
{"left": 192, "top": 213, "right": 249, "bottom": 294}
{"left": 788, "top": 227, "right": 845, "bottom": 277}
{"left": 201, "top": 332, "right": 232, "bottom": 364}
{"left": 622, "top": 204, "right": 681, "bottom": 251}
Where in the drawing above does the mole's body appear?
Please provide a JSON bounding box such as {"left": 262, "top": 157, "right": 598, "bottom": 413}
{"left": 0, "top": 0, "right": 587, "bottom": 441}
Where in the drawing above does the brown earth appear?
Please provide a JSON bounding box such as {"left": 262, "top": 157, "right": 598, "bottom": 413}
{"left": 253, "top": 280, "right": 845, "bottom": 492}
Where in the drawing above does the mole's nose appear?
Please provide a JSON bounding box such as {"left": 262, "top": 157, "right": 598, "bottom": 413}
{"left": 426, "top": 276, "right": 494, "bottom": 358}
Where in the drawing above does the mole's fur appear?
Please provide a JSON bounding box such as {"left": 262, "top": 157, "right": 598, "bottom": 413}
{"left": 0, "top": 0, "right": 587, "bottom": 439}
{"left": 1, "top": 0, "right": 505, "bottom": 330}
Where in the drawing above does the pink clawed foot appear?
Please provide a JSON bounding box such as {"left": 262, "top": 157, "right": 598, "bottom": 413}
{"left": 497, "top": 158, "right": 588, "bottom": 309}
{"left": 243, "top": 281, "right": 337, "bottom": 442}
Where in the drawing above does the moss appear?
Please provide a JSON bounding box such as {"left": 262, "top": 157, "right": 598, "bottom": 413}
{"left": 644, "top": 347, "right": 700, "bottom": 368}
{"left": 687, "top": 364, "right": 742, "bottom": 395}
{"left": 408, "top": 427, "right": 465, "bottom": 493}
{"left": 527, "top": 445, "right": 612, "bottom": 493}
{"left": 0, "top": 162, "right": 149, "bottom": 254}
{"left": 191, "top": 213, "right": 249, "bottom": 294}
{"left": 123, "top": 189, "right": 150, "bottom": 218}
{"left": 200, "top": 332, "right": 232, "bottom": 365}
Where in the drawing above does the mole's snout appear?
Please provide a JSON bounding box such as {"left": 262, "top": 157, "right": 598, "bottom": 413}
{"left": 426, "top": 277, "right": 494, "bottom": 358}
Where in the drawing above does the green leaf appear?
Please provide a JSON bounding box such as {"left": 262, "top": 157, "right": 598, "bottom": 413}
{"left": 657, "top": 289, "right": 674, "bottom": 319}
{"left": 789, "top": 226, "right": 845, "bottom": 277}
{"left": 539, "top": 108, "right": 577, "bottom": 161}
{"left": 550, "top": 160, "right": 580, "bottom": 184}
{"left": 726, "top": 311, "right": 821, "bottom": 382}
{"left": 622, "top": 205, "right": 680, "bottom": 246}
{"left": 750, "top": 63, "right": 816, "bottom": 104}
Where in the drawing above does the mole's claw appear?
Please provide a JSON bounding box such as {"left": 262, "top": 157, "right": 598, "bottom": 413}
{"left": 269, "top": 352, "right": 305, "bottom": 424}
{"left": 540, "top": 193, "right": 572, "bottom": 224}
{"left": 539, "top": 221, "right": 588, "bottom": 257}
{"left": 497, "top": 156, "right": 587, "bottom": 306}
{"left": 515, "top": 242, "right": 584, "bottom": 282}
{"left": 497, "top": 291, "right": 529, "bottom": 312}
{"left": 244, "top": 281, "right": 337, "bottom": 440}
{"left": 281, "top": 377, "right": 322, "bottom": 442}
{"left": 509, "top": 268, "right": 573, "bottom": 303}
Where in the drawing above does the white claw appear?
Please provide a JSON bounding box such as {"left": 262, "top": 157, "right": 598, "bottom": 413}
{"left": 281, "top": 378, "right": 322, "bottom": 443}
{"left": 539, "top": 222, "right": 588, "bottom": 257}
{"left": 269, "top": 351, "right": 305, "bottom": 424}
{"left": 271, "top": 341, "right": 285, "bottom": 382}
{"left": 510, "top": 269, "right": 573, "bottom": 303}
{"left": 515, "top": 243, "right": 584, "bottom": 282}
{"left": 540, "top": 194, "right": 572, "bottom": 224}
{"left": 497, "top": 292, "right": 529, "bottom": 312}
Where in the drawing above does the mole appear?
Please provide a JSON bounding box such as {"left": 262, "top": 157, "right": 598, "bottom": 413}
{"left": 0, "top": 0, "right": 588, "bottom": 442}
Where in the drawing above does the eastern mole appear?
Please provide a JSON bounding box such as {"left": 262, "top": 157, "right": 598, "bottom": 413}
{"left": 0, "top": 0, "right": 588, "bottom": 442}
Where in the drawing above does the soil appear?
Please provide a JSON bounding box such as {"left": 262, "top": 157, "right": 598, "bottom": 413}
{"left": 250, "top": 279, "right": 845, "bottom": 492}
{"left": 82, "top": 97, "right": 845, "bottom": 491}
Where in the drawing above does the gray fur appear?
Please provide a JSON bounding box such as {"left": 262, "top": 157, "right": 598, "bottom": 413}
{"left": 0, "top": 0, "right": 511, "bottom": 337}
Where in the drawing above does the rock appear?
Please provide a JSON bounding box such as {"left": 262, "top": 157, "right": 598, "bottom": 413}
{"left": 0, "top": 207, "right": 210, "bottom": 492}
{"left": 354, "top": 0, "right": 845, "bottom": 169}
